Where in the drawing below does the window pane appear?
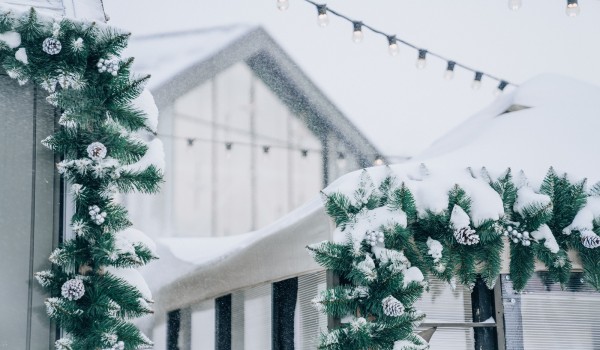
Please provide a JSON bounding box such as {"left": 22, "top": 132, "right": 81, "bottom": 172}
{"left": 503, "top": 273, "right": 600, "bottom": 350}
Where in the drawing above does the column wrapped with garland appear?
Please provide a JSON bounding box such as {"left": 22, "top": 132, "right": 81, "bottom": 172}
{"left": 0, "top": 7, "right": 163, "bottom": 350}
{"left": 310, "top": 165, "right": 600, "bottom": 349}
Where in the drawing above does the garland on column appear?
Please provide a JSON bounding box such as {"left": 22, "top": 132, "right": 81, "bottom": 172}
{"left": 0, "top": 8, "right": 162, "bottom": 350}
{"left": 309, "top": 166, "right": 600, "bottom": 349}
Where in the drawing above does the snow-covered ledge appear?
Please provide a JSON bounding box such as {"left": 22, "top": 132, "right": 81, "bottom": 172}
{"left": 146, "top": 196, "right": 331, "bottom": 313}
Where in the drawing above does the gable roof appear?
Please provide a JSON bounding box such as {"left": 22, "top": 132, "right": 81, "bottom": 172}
{"left": 127, "top": 25, "right": 383, "bottom": 167}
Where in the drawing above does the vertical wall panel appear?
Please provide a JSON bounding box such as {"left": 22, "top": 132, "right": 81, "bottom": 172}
{"left": 191, "top": 300, "right": 216, "bottom": 350}
{"left": 296, "top": 271, "right": 328, "bottom": 350}
{"left": 243, "top": 284, "right": 272, "bottom": 350}
{"left": 0, "top": 78, "right": 57, "bottom": 349}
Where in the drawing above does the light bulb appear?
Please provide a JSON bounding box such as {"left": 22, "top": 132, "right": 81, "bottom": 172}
{"left": 316, "top": 5, "right": 329, "bottom": 27}
{"left": 508, "top": 0, "right": 522, "bottom": 11}
{"left": 416, "top": 50, "right": 427, "bottom": 69}
{"left": 472, "top": 72, "right": 483, "bottom": 90}
{"left": 566, "top": 0, "right": 580, "bottom": 16}
{"left": 337, "top": 152, "right": 347, "bottom": 168}
{"left": 494, "top": 81, "right": 508, "bottom": 96}
{"left": 317, "top": 13, "right": 329, "bottom": 27}
{"left": 352, "top": 22, "right": 363, "bottom": 43}
{"left": 387, "top": 36, "right": 399, "bottom": 56}
{"left": 373, "top": 155, "right": 384, "bottom": 166}
{"left": 352, "top": 30, "right": 364, "bottom": 43}
{"left": 277, "top": 0, "right": 289, "bottom": 11}
{"left": 444, "top": 61, "right": 456, "bottom": 80}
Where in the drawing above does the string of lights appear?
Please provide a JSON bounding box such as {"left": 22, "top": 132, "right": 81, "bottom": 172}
{"left": 508, "top": 0, "right": 581, "bottom": 16}
{"left": 276, "top": 0, "right": 519, "bottom": 94}
{"left": 158, "top": 133, "right": 388, "bottom": 165}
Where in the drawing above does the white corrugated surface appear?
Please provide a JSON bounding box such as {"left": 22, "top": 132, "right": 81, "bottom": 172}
{"left": 231, "top": 284, "right": 272, "bottom": 350}
{"left": 190, "top": 300, "right": 215, "bottom": 350}
{"left": 503, "top": 273, "right": 600, "bottom": 350}
{"left": 295, "top": 271, "right": 328, "bottom": 350}
{"left": 415, "top": 278, "right": 475, "bottom": 349}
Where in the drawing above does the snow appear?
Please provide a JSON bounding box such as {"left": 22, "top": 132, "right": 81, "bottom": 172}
{"left": 131, "top": 88, "right": 158, "bottom": 132}
{"left": 117, "top": 227, "right": 158, "bottom": 256}
{"left": 403, "top": 267, "right": 424, "bottom": 287}
{"left": 414, "top": 75, "right": 600, "bottom": 186}
{"left": 450, "top": 205, "right": 470, "bottom": 229}
{"left": 426, "top": 237, "right": 443, "bottom": 262}
{"left": 105, "top": 266, "right": 153, "bottom": 301}
{"left": 15, "top": 47, "right": 27, "bottom": 64}
{"left": 393, "top": 337, "right": 428, "bottom": 350}
{"left": 121, "top": 138, "right": 165, "bottom": 173}
{"left": 0, "top": 31, "right": 20, "bottom": 48}
{"left": 482, "top": 316, "right": 495, "bottom": 323}
{"left": 513, "top": 186, "right": 551, "bottom": 216}
{"left": 563, "top": 197, "right": 600, "bottom": 234}
{"left": 530, "top": 224, "right": 559, "bottom": 254}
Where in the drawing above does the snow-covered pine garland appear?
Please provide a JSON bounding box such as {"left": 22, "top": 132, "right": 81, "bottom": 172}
{"left": 309, "top": 166, "right": 600, "bottom": 349}
{"left": 0, "top": 8, "right": 162, "bottom": 350}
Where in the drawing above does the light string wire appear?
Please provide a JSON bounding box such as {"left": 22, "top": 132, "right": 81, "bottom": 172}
{"left": 300, "top": 0, "right": 519, "bottom": 90}
{"left": 157, "top": 133, "right": 404, "bottom": 162}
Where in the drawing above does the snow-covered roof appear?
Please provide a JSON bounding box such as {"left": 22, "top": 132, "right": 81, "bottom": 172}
{"left": 149, "top": 74, "right": 600, "bottom": 311}
{"left": 0, "top": 0, "right": 106, "bottom": 21}
{"left": 126, "top": 25, "right": 382, "bottom": 166}
{"left": 413, "top": 74, "right": 600, "bottom": 185}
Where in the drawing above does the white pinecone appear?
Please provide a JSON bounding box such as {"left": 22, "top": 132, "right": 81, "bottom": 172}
{"left": 454, "top": 226, "right": 480, "bottom": 245}
{"left": 382, "top": 295, "right": 404, "bottom": 317}
{"left": 581, "top": 230, "right": 600, "bottom": 249}
{"left": 87, "top": 142, "right": 107, "bottom": 160}
{"left": 42, "top": 37, "right": 62, "bottom": 55}
{"left": 61, "top": 279, "right": 85, "bottom": 301}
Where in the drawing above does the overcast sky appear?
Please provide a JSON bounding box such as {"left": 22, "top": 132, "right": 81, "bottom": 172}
{"left": 103, "top": 0, "right": 600, "bottom": 158}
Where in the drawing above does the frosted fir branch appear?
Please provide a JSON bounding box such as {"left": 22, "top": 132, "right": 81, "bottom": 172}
{"left": 355, "top": 255, "right": 377, "bottom": 282}
{"left": 34, "top": 270, "right": 54, "bottom": 288}
{"left": 55, "top": 337, "right": 73, "bottom": 350}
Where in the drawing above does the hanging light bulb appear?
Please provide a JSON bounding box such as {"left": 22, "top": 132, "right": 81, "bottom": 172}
{"left": 471, "top": 72, "right": 483, "bottom": 90}
{"left": 316, "top": 5, "right": 329, "bottom": 27}
{"left": 566, "top": 0, "right": 580, "bottom": 17}
{"left": 373, "top": 155, "right": 384, "bottom": 166}
{"left": 301, "top": 149, "right": 309, "bottom": 158}
{"left": 352, "top": 21, "right": 364, "bottom": 43}
{"left": 494, "top": 81, "right": 508, "bottom": 96}
{"left": 508, "top": 0, "right": 522, "bottom": 11}
{"left": 337, "top": 152, "right": 347, "bottom": 168}
{"left": 416, "top": 49, "right": 427, "bottom": 69}
{"left": 444, "top": 61, "right": 456, "bottom": 80}
{"left": 387, "top": 35, "right": 399, "bottom": 56}
{"left": 225, "top": 142, "right": 233, "bottom": 159}
{"left": 186, "top": 138, "right": 195, "bottom": 146}
{"left": 262, "top": 145, "right": 271, "bottom": 154}
{"left": 277, "top": 0, "right": 289, "bottom": 11}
